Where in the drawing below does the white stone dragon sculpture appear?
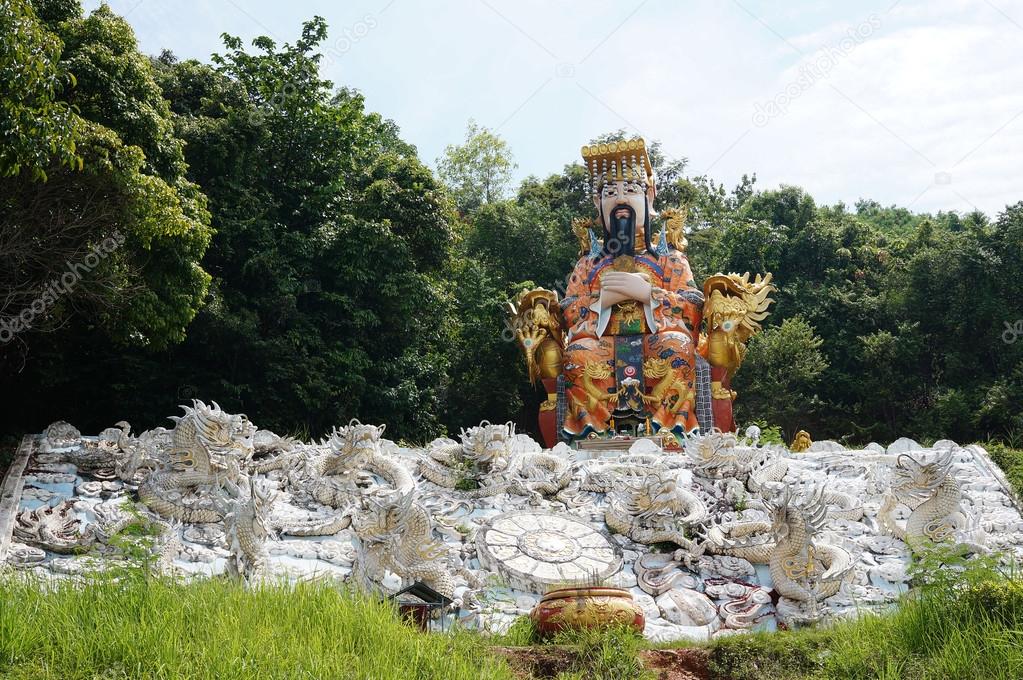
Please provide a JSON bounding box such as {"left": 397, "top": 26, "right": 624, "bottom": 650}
{"left": 604, "top": 472, "right": 707, "bottom": 555}
{"left": 14, "top": 501, "right": 100, "bottom": 554}
{"left": 263, "top": 420, "right": 414, "bottom": 508}
{"left": 702, "top": 485, "right": 853, "bottom": 605}
{"left": 878, "top": 449, "right": 986, "bottom": 554}
{"left": 348, "top": 491, "right": 481, "bottom": 607}
{"left": 685, "top": 431, "right": 790, "bottom": 496}
{"left": 138, "top": 400, "right": 255, "bottom": 523}
{"left": 220, "top": 479, "right": 278, "bottom": 583}
{"left": 765, "top": 486, "right": 854, "bottom": 603}
{"left": 418, "top": 421, "right": 570, "bottom": 502}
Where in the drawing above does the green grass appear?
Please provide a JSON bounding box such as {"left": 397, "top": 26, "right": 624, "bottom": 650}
{"left": 707, "top": 550, "right": 1023, "bottom": 680}
{"left": 2, "top": 543, "right": 1022, "bottom": 680}
{"left": 0, "top": 575, "right": 515, "bottom": 680}
{"left": 495, "top": 620, "right": 650, "bottom": 680}
{"left": 549, "top": 626, "right": 651, "bottom": 680}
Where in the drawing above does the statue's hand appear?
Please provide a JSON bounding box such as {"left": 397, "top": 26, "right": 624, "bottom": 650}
{"left": 601, "top": 272, "right": 652, "bottom": 304}
{"left": 598, "top": 286, "right": 628, "bottom": 309}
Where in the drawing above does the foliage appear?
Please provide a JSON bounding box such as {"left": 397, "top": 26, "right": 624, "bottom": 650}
{"left": 983, "top": 442, "right": 1023, "bottom": 496}
{"left": 0, "top": 15, "right": 454, "bottom": 441}
{"left": 549, "top": 625, "right": 652, "bottom": 680}
{"left": 708, "top": 628, "right": 830, "bottom": 680}
{"left": 494, "top": 615, "right": 540, "bottom": 646}
{"left": 2, "top": 4, "right": 1022, "bottom": 450}
{"left": 0, "top": 575, "right": 514, "bottom": 680}
{"left": 102, "top": 500, "right": 164, "bottom": 575}
{"left": 734, "top": 317, "right": 829, "bottom": 440}
{"left": 0, "top": 0, "right": 79, "bottom": 180}
{"left": 0, "top": 0, "right": 212, "bottom": 360}
{"left": 454, "top": 476, "right": 480, "bottom": 491}
{"left": 494, "top": 614, "right": 650, "bottom": 678}
{"left": 437, "top": 119, "right": 516, "bottom": 214}
{"left": 143, "top": 20, "right": 456, "bottom": 438}
{"left": 745, "top": 420, "right": 786, "bottom": 446}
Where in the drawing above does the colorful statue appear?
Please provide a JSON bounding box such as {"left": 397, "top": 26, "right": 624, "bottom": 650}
{"left": 511, "top": 139, "right": 774, "bottom": 446}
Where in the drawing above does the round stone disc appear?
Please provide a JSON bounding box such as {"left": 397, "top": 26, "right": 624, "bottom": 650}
{"left": 476, "top": 511, "right": 622, "bottom": 592}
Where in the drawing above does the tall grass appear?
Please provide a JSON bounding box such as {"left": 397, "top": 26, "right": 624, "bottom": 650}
{"left": 0, "top": 574, "right": 514, "bottom": 680}
{"left": 709, "top": 548, "right": 1023, "bottom": 680}
{"left": 550, "top": 625, "right": 651, "bottom": 680}
{"left": 3, "top": 546, "right": 1022, "bottom": 679}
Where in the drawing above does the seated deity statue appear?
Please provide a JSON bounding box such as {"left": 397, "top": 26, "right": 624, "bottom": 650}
{"left": 509, "top": 139, "right": 775, "bottom": 446}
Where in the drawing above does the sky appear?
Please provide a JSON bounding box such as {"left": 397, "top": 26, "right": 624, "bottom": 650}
{"left": 84, "top": 0, "right": 1023, "bottom": 217}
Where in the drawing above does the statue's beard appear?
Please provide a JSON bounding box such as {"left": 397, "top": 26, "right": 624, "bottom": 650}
{"left": 604, "top": 205, "right": 637, "bottom": 258}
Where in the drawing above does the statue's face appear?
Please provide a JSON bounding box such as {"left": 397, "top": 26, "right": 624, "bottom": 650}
{"left": 594, "top": 179, "right": 655, "bottom": 234}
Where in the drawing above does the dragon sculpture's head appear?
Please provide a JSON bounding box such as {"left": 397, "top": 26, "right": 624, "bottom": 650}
{"left": 613, "top": 471, "right": 705, "bottom": 527}
{"left": 626, "top": 474, "right": 677, "bottom": 520}
{"left": 327, "top": 419, "right": 386, "bottom": 466}
{"left": 701, "top": 273, "right": 775, "bottom": 377}
{"left": 507, "top": 289, "right": 565, "bottom": 385}
{"left": 249, "top": 479, "right": 279, "bottom": 538}
{"left": 460, "top": 420, "right": 515, "bottom": 473}
{"left": 892, "top": 450, "right": 955, "bottom": 501}
{"left": 685, "top": 431, "right": 741, "bottom": 477}
{"left": 351, "top": 490, "right": 425, "bottom": 549}
{"left": 220, "top": 477, "right": 279, "bottom": 539}
{"left": 172, "top": 401, "right": 255, "bottom": 476}
{"left": 764, "top": 485, "right": 829, "bottom": 542}
{"left": 193, "top": 400, "right": 254, "bottom": 451}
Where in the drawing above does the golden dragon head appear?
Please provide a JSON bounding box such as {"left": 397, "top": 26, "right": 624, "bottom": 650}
{"left": 703, "top": 272, "right": 775, "bottom": 341}
{"left": 700, "top": 272, "right": 776, "bottom": 376}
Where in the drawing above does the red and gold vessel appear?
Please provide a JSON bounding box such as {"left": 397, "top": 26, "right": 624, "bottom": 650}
{"left": 530, "top": 586, "right": 645, "bottom": 636}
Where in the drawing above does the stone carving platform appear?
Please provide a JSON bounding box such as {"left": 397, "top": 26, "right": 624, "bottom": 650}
{"left": 2, "top": 413, "right": 1022, "bottom": 642}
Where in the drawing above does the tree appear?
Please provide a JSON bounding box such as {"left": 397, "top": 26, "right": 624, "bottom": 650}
{"left": 143, "top": 20, "right": 456, "bottom": 438}
{"left": 437, "top": 120, "right": 515, "bottom": 214}
{"left": 0, "top": 14, "right": 455, "bottom": 441}
{"left": 733, "top": 316, "right": 829, "bottom": 439}
{"left": 0, "top": 0, "right": 211, "bottom": 356}
{"left": 0, "top": 0, "right": 78, "bottom": 180}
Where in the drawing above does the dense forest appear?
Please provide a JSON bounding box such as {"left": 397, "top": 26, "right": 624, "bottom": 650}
{"left": 2, "top": 0, "right": 1021, "bottom": 447}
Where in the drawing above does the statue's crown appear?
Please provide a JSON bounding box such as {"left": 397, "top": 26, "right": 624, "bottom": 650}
{"left": 581, "top": 138, "right": 654, "bottom": 194}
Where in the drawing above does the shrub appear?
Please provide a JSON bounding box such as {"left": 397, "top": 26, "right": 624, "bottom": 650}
{"left": 984, "top": 441, "right": 1023, "bottom": 496}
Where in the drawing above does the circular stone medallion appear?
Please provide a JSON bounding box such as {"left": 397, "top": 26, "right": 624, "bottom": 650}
{"left": 476, "top": 511, "right": 622, "bottom": 592}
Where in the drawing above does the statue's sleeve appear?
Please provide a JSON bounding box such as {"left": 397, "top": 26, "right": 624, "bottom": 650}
{"left": 650, "top": 251, "right": 703, "bottom": 341}
{"left": 559, "top": 257, "right": 599, "bottom": 339}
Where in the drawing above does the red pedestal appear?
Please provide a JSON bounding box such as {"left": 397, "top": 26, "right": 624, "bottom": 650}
{"left": 537, "top": 377, "right": 558, "bottom": 448}
{"left": 710, "top": 366, "right": 736, "bottom": 432}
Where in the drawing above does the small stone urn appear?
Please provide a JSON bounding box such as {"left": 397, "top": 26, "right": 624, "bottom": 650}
{"left": 530, "top": 586, "right": 645, "bottom": 636}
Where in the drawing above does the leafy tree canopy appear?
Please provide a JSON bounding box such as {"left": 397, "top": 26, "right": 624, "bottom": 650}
{"left": 0, "top": 0, "right": 211, "bottom": 357}
{"left": 437, "top": 119, "right": 516, "bottom": 214}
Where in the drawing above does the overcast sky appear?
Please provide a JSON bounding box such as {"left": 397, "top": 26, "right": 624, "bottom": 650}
{"left": 85, "top": 0, "right": 1023, "bottom": 217}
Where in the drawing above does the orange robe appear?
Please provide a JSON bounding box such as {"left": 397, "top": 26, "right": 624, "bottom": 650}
{"left": 559, "top": 249, "right": 703, "bottom": 437}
